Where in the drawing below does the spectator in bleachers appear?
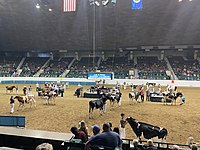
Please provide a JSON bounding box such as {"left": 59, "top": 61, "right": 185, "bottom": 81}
{"left": 70, "top": 126, "right": 88, "bottom": 143}
{"left": 186, "top": 136, "right": 198, "bottom": 148}
{"left": 131, "top": 139, "right": 142, "bottom": 150}
{"left": 144, "top": 139, "right": 157, "bottom": 150}
{"left": 186, "top": 137, "right": 194, "bottom": 146}
{"left": 36, "top": 143, "right": 53, "bottom": 150}
{"left": 85, "top": 123, "right": 122, "bottom": 150}
{"left": 91, "top": 124, "right": 100, "bottom": 136}
{"left": 113, "top": 127, "right": 120, "bottom": 135}
{"left": 78, "top": 120, "right": 88, "bottom": 140}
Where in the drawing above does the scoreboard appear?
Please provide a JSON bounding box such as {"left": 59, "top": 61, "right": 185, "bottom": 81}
{"left": 87, "top": 73, "right": 113, "bottom": 80}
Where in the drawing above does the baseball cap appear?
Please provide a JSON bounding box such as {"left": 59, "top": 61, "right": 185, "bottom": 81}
{"left": 92, "top": 125, "right": 100, "bottom": 131}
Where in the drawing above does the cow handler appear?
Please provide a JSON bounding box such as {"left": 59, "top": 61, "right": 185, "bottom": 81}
{"left": 10, "top": 96, "right": 15, "bottom": 114}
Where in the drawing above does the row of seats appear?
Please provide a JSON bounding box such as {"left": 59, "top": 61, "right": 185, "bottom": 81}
{"left": 0, "top": 56, "right": 200, "bottom": 80}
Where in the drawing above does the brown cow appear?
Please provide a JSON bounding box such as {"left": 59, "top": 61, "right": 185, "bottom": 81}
{"left": 6, "top": 86, "right": 16, "bottom": 94}
{"left": 14, "top": 95, "right": 36, "bottom": 110}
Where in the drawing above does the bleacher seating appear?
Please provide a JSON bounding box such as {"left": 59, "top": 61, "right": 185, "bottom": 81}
{"left": 40, "top": 57, "right": 73, "bottom": 77}
{"left": 1, "top": 55, "right": 200, "bottom": 81}
{"left": 137, "top": 56, "right": 170, "bottom": 80}
{"left": 168, "top": 56, "right": 200, "bottom": 80}
{"left": 66, "top": 57, "right": 99, "bottom": 78}
{"left": 20, "top": 57, "right": 49, "bottom": 77}
{"left": 99, "top": 56, "right": 132, "bottom": 79}
{"left": 0, "top": 56, "right": 21, "bottom": 77}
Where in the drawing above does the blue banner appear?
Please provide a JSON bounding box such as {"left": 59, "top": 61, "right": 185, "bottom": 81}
{"left": 132, "top": 0, "right": 142, "bottom": 10}
{"left": 87, "top": 73, "right": 113, "bottom": 80}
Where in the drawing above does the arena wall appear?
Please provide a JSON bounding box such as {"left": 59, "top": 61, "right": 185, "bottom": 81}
{"left": 0, "top": 77, "right": 199, "bottom": 87}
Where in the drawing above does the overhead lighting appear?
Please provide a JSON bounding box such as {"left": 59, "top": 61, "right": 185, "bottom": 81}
{"left": 48, "top": 8, "right": 52, "bottom": 12}
{"left": 178, "top": 48, "right": 183, "bottom": 52}
{"left": 36, "top": 3, "right": 40, "bottom": 9}
{"left": 145, "top": 49, "right": 150, "bottom": 52}
{"left": 89, "top": 0, "right": 94, "bottom": 5}
{"left": 189, "top": 0, "right": 192, "bottom": 1}
{"left": 95, "top": 0, "right": 100, "bottom": 6}
{"left": 178, "top": 0, "right": 182, "bottom": 2}
{"left": 111, "top": 0, "right": 117, "bottom": 4}
{"left": 102, "top": 0, "right": 109, "bottom": 6}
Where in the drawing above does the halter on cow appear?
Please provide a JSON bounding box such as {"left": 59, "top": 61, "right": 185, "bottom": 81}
{"left": 126, "top": 117, "right": 168, "bottom": 141}
{"left": 89, "top": 93, "right": 108, "bottom": 119}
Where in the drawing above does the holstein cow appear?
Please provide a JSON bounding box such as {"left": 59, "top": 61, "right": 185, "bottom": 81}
{"left": 14, "top": 95, "right": 36, "bottom": 111}
{"left": 129, "top": 92, "right": 140, "bottom": 104}
{"left": 126, "top": 117, "right": 168, "bottom": 141}
{"left": 6, "top": 86, "right": 16, "bottom": 94}
{"left": 162, "top": 91, "right": 183, "bottom": 105}
{"left": 106, "top": 92, "right": 122, "bottom": 108}
{"left": 89, "top": 94, "right": 108, "bottom": 119}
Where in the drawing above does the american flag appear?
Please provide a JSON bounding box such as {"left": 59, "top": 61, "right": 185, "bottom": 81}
{"left": 63, "top": 0, "right": 76, "bottom": 12}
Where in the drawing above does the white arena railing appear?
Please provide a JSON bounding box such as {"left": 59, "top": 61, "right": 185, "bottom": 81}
{"left": 0, "top": 77, "right": 200, "bottom": 87}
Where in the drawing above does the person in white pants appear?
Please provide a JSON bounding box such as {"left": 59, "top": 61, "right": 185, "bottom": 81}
{"left": 10, "top": 96, "right": 15, "bottom": 114}
{"left": 120, "top": 113, "right": 127, "bottom": 139}
{"left": 103, "top": 103, "right": 107, "bottom": 113}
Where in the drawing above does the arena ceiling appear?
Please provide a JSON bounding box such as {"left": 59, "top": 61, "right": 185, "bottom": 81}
{"left": 0, "top": 0, "right": 200, "bottom": 52}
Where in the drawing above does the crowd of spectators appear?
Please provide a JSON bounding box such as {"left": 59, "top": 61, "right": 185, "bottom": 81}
{"left": 20, "top": 57, "right": 48, "bottom": 77}
{"left": 99, "top": 57, "right": 134, "bottom": 79}
{"left": 66, "top": 57, "right": 99, "bottom": 78}
{"left": 1, "top": 55, "right": 200, "bottom": 81}
{"left": 40, "top": 57, "right": 73, "bottom": 77}
{"left": 0, "top": 56, "right": 21, "bottom": 77}
{"left": 137, "top": 56, "right": 169, "bottom": 80}
{"left": 168, "top": 56, "right": 200, "bottom": 80}
{"left": 69, "top": 118, "right": 199, "bottom": 150}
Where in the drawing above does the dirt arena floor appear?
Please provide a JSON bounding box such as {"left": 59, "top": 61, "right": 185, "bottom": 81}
{"left": 0, "top": 84, "right": 199, "bottom": 145}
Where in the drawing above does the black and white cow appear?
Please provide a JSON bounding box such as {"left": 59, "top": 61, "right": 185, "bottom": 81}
{"left": 162, "top": 91, "right": 183, "bottom": 105}
{"left": 89, "top": 94, "right": 108, "bottom": 119}
{"left": 106, "top": 92, "right": 122, "bottom": 108}
{"left": 126, "top": 117, "right": 168, "bottom": 141}
{"left": 129, "top": 92, "right": 140, "bottom": 104}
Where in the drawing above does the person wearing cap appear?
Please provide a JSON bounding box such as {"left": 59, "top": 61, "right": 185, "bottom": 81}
{"left": 85, "top": 123, "right": 122, "bottom": 150}
{"left": 92, "top": 124, "right": 100, "bottom": 136}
